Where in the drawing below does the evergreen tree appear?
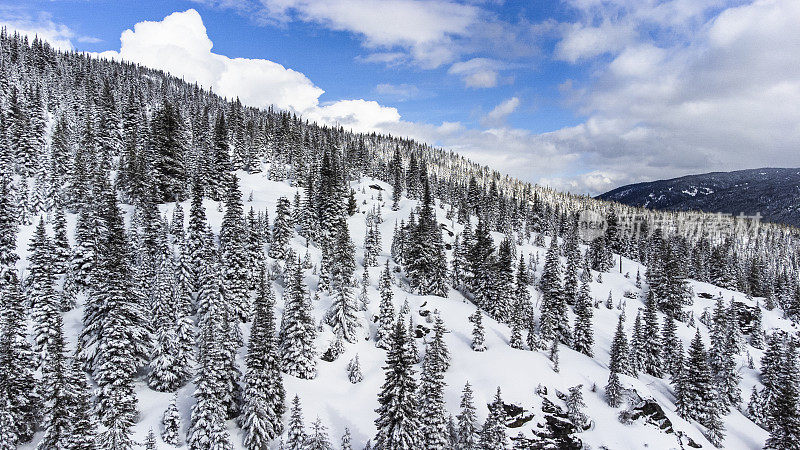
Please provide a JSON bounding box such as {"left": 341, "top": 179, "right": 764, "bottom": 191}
{"left": 148, "top": 255, "right": 183, "bottom": 392}
{"left": 566, "top": 385, "right": 588, "bottom": 430}
{"left": 479, "top": 387, "right": 508, "bottom": 450}
{"left": 307, "top": 417, "right": 333, "bottom": 450}
{"left": 709, "top": 297, "right": 740, "bottom": 411}
{"left": 661, "top": 315, "right": 683, "bottom": 376}
{"left": 241, "top": 273, "right": 286, "bottom": 448}
{"left": 609, "top": 315, "right": 631, "bottom": 376}
{"left": 0, "top": 271, "right": 39, "bottom": 444}
{"left": 457, "top": 382, "right": 480, "bottom": 450}
{"left": 641, "top": 292, "right": 663, "bottom": 377}
{"left": 286, "top": 395, "right": 307, "bottom": 450}
{"left": 765, "top": 341, "right": 800, "bottom": 450}
{"left": 404, "top": 178, "right": 448, "bottom": 297}
{"left": 28, "top": 218, "right": 61, "bottom": 366}
{"left": 605, "top": 369, "right": 623, "bottom": 407}
{"left": 151, "top": 101, "right": 187, "bottom": 201}
{"left": 374, "top": 318, "right": 420, "bottom": 449}
{"left": 628, "top": 311, "right": 644, "bottom": 377}
{"left": 376, "top": 261, "right": 395, "bottom": 349}
{"left": 328, "top": 248, "right": 362, "bottom": 343}
{"left": 573, "top": 278, "right": 594, "bottom": 357}
{"left": 280, "top": 258, "right": 317, "bottom": 379}
{"left": 185, "top": 178, "right": 208, "bottom": 294}
{"left": 539, "top": 236, "right": 571, "bottom": 345}
{"left": 341, "top": 428, "right": 353, "bottom": 450}
{"left": 162, "top": 397, "right": 182, "bottom": 446}
{"left": 469, "top": 308, "right": 487, "bottom": 352}
{"left": 418, "top": 336, "right": 449, "bottom": 449}
{"left": 88, "top": 178, "right": 151, "bottom": 450}
{"left": 145, "top": 429, "right": 157, "bottom": 450}
{"left": 675, "top": 331, "right": 724, "bottom": 446}
{"left": 188, "top": 302, "right": 233, "bottom": 450}
{"left": 36, "top": 315, "right": 71, "bottom": 450}
{"left": 270, "top": 196, "right": 292, "bottom": 259}
{"left": 348, "top": 355, "right": 364, "bottom": 384}
{"left": 67, "top": 357, "right": 97, "bottom": 450}
{"left": 219, "top": 174, "right": 251, "bottom": 321}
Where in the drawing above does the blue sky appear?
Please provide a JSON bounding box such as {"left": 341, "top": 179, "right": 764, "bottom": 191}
{"left": 3, "top": 0, "right": 800, "bottom": 193}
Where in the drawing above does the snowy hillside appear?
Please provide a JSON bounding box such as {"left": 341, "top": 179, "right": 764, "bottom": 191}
{"left": 8, "top": 170, "right": 785, "bottom": 449}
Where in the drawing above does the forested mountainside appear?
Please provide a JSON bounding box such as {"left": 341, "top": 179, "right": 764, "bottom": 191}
{"left": 598, "top": 168, "right": 800, "bottom": 227}
{"left": 2, "top": 30, "right": 800, "bottom": 450}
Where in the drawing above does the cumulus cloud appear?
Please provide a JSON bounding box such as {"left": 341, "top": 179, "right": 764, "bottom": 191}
{"left": 96, "top": 9, "right": 400, "bottom": 134}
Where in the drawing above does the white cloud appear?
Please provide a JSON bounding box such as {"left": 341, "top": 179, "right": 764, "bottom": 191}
{"left": 448, "top": 57, "right": 502, "bottom": 88}
{"left": 95, "top": 9, "right": 401, "bottom": 134}
{"left": 375, "top": 83, "right": 421, "bottom": 101}
{"left": 538, "top": 0, "right": 800, "bottom": 193}
{"left": 555, "top": 21, "right": 634, "bottom": 63}
{"left": 481, "top": 97, "right": 520, "bottom": 127}
{"left": 0, "top": 11, "right": 78, "bottom": 51}
{"left": 260, "top": 0, "right": 479, "bottom": 68}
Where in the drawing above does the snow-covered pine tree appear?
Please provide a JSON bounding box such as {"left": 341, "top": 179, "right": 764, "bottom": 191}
{"left": 469, "top": 308, "right": 487, "bottom": 352}
{"left": 307, "top": 417, "right": 333, "bottom": 450}
{"left": 363, "top": 216, "right": 380, "bottom": 267}
{"left": 162, "top": 396, "right": 182, "bottom": 446}
{"left": 374, "top": 317, "right": 421, "bottom": 449}
{"left": 418, "top": 337, "right": 449, "bottom": 449}
{"left": 148, "top": 254, "right": 183, "bottom": 392}
{"left": 52, "top": 205, "right": 71, "bottom": 278}
{"left": 219, "top": 174, "right": 251, "bottom": 321}
{"left": 27, "top": 218, "right": 61, "bottom": 366}
{"left": 539, "top": 235, "right": 571, "bottom": 345}
{"left": 145, "top": 429, "right": 157, "bottom": 450}
{"left": 327, "top": 231, "right": 362, "bottom": 342}
{"left": 563, "top": 215, "right": 581, "bottom": 306}
{"left": 280, "top": 257, "right": 317, "bottom": 379}
{"left": 188, "top": 301, "right": 233, "bottom": 450}
{"left": 675, "top": 330, "right": 724, "bottom": 445}
{"left": 641, "top": 291, "right": 663, "bottom": 377}
{"left": 661, "top": 314, "right": 683, "bottom": 376}
{"left": 605, "top": 369, "right": 623, "bottom": 408}
{"left": 566, "top": 385, "right": 588, "bottom": 431}
{"left": 376, "top": 260, "right": 395, "bottom": 349}
{"left": 36, "top": 314, "right": 71, "bottom": 450}
{"left": 89, "top": 176, "right": 151, "bottom": 450}
{"left": 709, "top": 297, "right": 740, "bottom": 411}
{"left": 479, "top": 387, "right": 508, "bottom": 449}
{"left": 185, "top": 177, "right": 208, "bottom": 294}
{"left": 765, "top": 340, "right": 800, "bottom": 450}
{"left": 270, "top": 196, "right": 292, "bottom": 259}
{"left": 573, "top": 277, "right": 594, "bottom": 357}
{"left": 404, "top": 176, "right": 448, "bottom": 297}
{"left": 609, "top": 314, "right": 631, "bottom": 376}
{"left": 241, "top": 273, "right": 286, "bottom": 447}
{"left": 457, "top": 382, "right": 480, "bottom": 450}
{"left": 0, "top": 270, "right": 39, "bottom": 444}
{"left": 628, "top": 311, "right": 644, "bottom": 376}
{"left": 151, "top": 100, "right": 187, "bottom": 201}
{"left": 286, "top": 395, "right": 307, "bottom": 450}
{"left": 341, "top": 427, "right": 353, "bottom": 450}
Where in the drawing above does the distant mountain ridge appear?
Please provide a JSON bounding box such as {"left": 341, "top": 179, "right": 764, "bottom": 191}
{"left": 597, "top": 168, "right": 800, "bottom": 227}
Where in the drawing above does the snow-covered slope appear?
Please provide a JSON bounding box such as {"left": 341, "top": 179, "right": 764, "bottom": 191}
{"left": 13, "top": 169, "right": 783, "bottom": 449}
